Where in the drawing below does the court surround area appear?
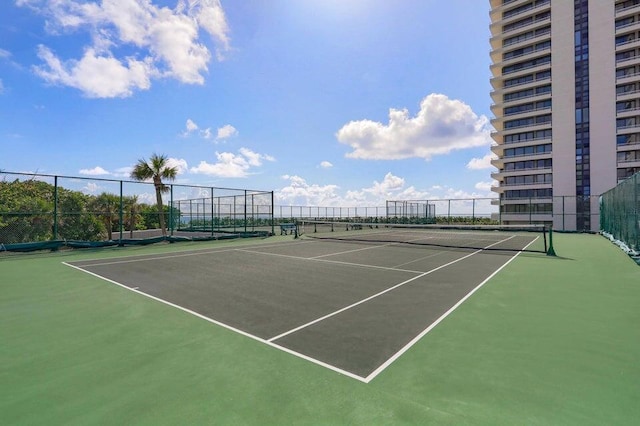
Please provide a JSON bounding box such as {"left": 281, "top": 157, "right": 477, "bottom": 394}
{"left": 3, "top": 231, "right": 640, "bottom": 424}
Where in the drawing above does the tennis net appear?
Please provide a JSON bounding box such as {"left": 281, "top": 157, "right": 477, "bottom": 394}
{"left": 297, "top": 220, "right": 549, "bottom": 253}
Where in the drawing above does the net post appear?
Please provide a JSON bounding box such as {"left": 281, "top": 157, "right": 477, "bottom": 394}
{"left": 546, "top": 225, "right": 557, "bottom": 256}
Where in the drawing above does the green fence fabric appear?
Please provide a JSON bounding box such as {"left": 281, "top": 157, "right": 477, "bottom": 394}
{"left": 600, "top": 173, "right": 639, "bottom": 256}
{"left": 0, "top": 171, "right": 275, "bottom": 252}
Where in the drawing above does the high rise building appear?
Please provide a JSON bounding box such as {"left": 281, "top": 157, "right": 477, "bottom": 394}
{"left": 489, "top": 0, "right": 640, "bottom": 231}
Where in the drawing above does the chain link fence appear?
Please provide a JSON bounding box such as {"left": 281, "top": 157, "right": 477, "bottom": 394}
{"left": 0, "top": 171, "right": 274, "bottom": 251}
{"left": 600, "top": 173, "right": 639, "bottom": 256}
{"left": 2, "top": 170, "right": 613, "bottom": 252}
{"left": 274, "top": 197, "right": 601, "bottom": 230}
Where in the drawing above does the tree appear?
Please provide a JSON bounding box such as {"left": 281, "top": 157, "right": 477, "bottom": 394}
{"left": 123, "top": 195, "right": 142, "bottom": 238}
{"left": 130, "top": 154, "right": 178, "bottom": 237}
{"left": 93, "top": 192, "right": 120, "bottom": 240}
{"left": 0, "top": 179, "right": 53, "bottom": 243}
{"left": 58, "top": 190, "right": 104, "bottom": 241}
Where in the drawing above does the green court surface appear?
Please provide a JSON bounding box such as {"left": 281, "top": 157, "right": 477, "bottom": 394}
{"left": 1, "top": 233, "right": 639, "bottom": 425}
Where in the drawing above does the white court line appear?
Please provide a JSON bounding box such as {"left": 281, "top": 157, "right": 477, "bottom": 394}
{"left": 307, "top": 234, "right": 446, "bottom": 259}
{"left": 391, "top": 250, "right": 448, "bottom": 269}
{"left": 363, "top": 236, "right": 540, "bottom": 383}
{"left": 234, "top": 248, "right": 426, "bottom": 275}
{"left": 309, "top": 242, "right": 400, "bottom": 259}
{"left": 266, "top": 235, "right": 516, "bottom": 343}
{"left": 62, "top": 261, "right": 369, "bottom": 383}
{"left": 70, "top": 240, "right": 313, "bottom": 268}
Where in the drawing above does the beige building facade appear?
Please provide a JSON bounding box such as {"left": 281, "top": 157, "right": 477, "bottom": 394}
{"left": 490, "top": 0, "right": 640, "bottom": 231}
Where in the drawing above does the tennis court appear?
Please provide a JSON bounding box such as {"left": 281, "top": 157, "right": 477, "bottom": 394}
{"left": 4, "top": 231, "right": 640, "bottom": 424}
{"left": 65, "top": 224, "right": 545, "bottom": 382}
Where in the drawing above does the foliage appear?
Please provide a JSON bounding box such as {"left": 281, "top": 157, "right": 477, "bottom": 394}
{"left": 57, "top": 190, "right": 105, "bottom": 241}
{"left": 0, "top": 178, "right": 165, "bottom": 244}
{"left": 92, "top": 192, "right": 120, "bottom": 240}
{"left": 0, "top": 179, "right": 55, "bottom": 244}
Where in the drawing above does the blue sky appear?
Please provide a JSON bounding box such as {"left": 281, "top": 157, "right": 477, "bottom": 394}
{"left": 0, "top": 0, "right": 495, "bottom": 208}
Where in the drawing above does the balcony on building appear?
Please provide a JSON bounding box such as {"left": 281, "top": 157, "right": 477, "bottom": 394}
{"left": 615, "top": 1, "right": 640, "bottom": 20}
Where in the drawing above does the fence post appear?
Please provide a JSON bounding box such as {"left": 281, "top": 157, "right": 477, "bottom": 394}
{"left": 244, "top": 190, "right": 248, "bottom": 233}
{"left": 635, "top": 174, "right": 639, "bottom": 250}
{"left": 53, "top": 175, "right": 58, "bottom": 240}
{"left": 472, "top": 199, "right": 476, "bottom": 224}
{"left": 271, "top": 191, "right": 275, "bottom": 236}
{"left": 119, "top": 180, "right": 123, "bottom": 245}
{"left": 563, "top": 196, "right": 566, "bottom": 231}
{"left": 170, "top": 185, "right": 174, "bottom": 236}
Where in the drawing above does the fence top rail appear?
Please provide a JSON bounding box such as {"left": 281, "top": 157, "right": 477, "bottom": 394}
{"left": 387, "top": 198, "right": 499, "bottom": 202}
{"left": 0, "top": 170, "right": 272, "bottom": 194}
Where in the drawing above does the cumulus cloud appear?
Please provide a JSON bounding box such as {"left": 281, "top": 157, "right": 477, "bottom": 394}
{"left": 79, "top": 166, "right": 110, "bottom": 175}
{"left": 185, "top": 118, "right": 198, "bottom": 132}
{"left": 201, "top": 127, "right": 213, "bottom": 139}
{"left": 83, "top": 182, "right": 100, "bottom": 193}
{"left": 181, "top": 118, "right": 200, "bottom": 137}
{"left": 319, "top": 161, "right": 333, "bottom": 168}
{"left": 20, "top": 0, "right": 231, "bottom": 98}
{"left": 336, "top": 94, "right": 492, "bottom": 160}
{"left": 113, "top": 166, "right": 133, "bottom": 178}
{"left": 467, "top": 153, "right": 497, "bottom": 170}
{"left": 277, "top": 175, "right": 342, "bottom": 207}
{"left": 182, "top": 119, "right": 236, "bottom": 140}
{"left": 34, "top": 45, "right": 152, "bottom": 98}
{"left": 276, "top": 172, "right": 430, "bottom": 207}
{"left": 166, "top": 157, "right": 189, "bottom": 174}
{"left": 216, "top": 124, "right": 237, "bottom": 140}
{"left": 190, "top": 147, "right": 274, "bottom": 178}
{"left": 475, "top": 181, "right": 497, "bottom": 192}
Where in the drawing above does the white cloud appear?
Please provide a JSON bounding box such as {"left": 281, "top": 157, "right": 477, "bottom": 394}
{"left": 201, "top": 127, "right": 213, "bottom": 139}
{"left": 34, "top": 45, "right": 152, "bottom": 98}
{"left": 182, "top": 120, "right": 236, "bottom": 140}
{"left": 113, "top": 166, "right": 132, "bottom": 178}
{"left": 319, "top": 161, "right": 333, "bottom": 168}
{"left": 467, "top": 153, "right": 497, "bottom": 170}
{"left": 181, "top": 118, "right": 199, "bottom": 137}
{"left": 336, "top": 93, "right": 492, "bottom": 160}
{"left": 216, "top": 124, "right": 237, "bottom": 140}
{"left": 190, "top": 148, "right": 274, "bottom": 178}
{"left": 276, "top": 172, "right": 430, "bottom": 207}
{"left": 79, "top": 166, "right": 110, "bottom": 175}
{"left": 166, "top": 157, "right": 189, "bottom": 175}
{"left": 474, "top": 181, "right": 496, "bottom": 192}
{"left": 81, "top": 182, "right": 100, "bottom": 193}
{"left": 277, "top": 175, "right": 342, "bottom": 207}
{"left": 363, "top": 172, "right": 405, "bottom": 197}
{"left": 185, "top": 118, "right": 198, "bottom": 132}
{"left": 0, "top": 48, "right": 10, "bottom": 59}
{"left": 0, "top": 79, "right": 4, "bottom": 94}
{"left": 20, "top": 0, "right": 231, "bottom": 98}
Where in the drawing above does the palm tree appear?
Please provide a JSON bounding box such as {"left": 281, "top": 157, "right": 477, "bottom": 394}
{"left": 123, "top": 195, "right": 141, "bottom": 238}
{"left": 130, "top": 154, "right": 178, "bottom": 237}
{"left": 93, "top": 192, "right": 119, "bottom": 240}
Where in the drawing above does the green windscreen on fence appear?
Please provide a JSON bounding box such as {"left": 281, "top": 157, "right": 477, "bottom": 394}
{"left": 600, "top": 172, "right": 639, "bottom": 255}
{"left": 0, "top": 171, "right": 275, "bottom": 252}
